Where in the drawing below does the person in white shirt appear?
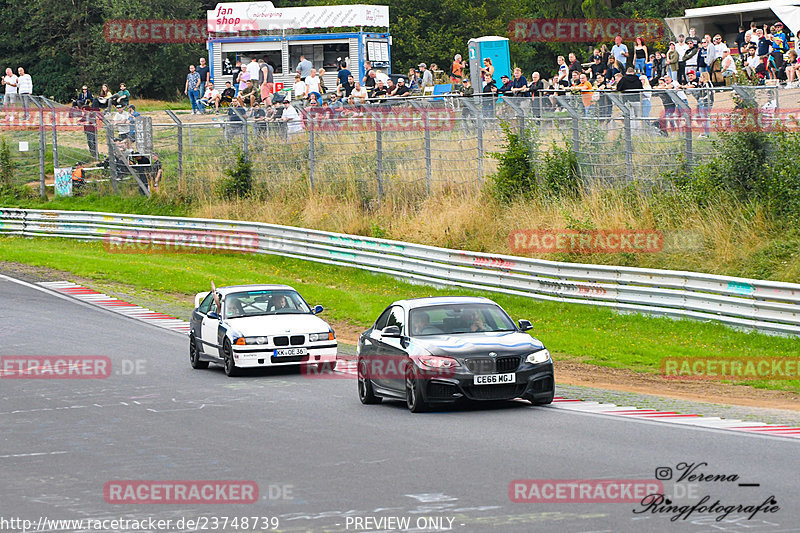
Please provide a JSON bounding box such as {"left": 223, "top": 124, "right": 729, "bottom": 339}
{"left": 712, "top": 35, "right": 729, "bottom": 57}
{"left": 245, "top": 58, "right": 260, "bottom": 82}
{"left": 2, "top": 68, "right": 17, "bottom": 107}
{"left": 291, "top": 74, "right": 306, "bottom": 101}
{"left": 305, "top": 69, "right": 322, "bottom": 100}
{"left": 199, "top": 82, "right": 221, "bottom": 111}
{"left": 280, "top": 99, "right": 302, "bottom": 134}
{"left": 16, "top": 67, "right": 32, "bottom": 119}
{"left": 720, "top": 49, "right": 736, "bottom": 82}
{"left": 350, "top": 80, "right": 368, "bottom": 104}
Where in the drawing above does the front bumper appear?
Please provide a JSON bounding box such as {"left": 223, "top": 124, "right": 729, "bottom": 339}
{"left": 232, "top": 344, "right": 337, "bottom": 368}
{"left": 418, "top": 362, "right": 554, "bottom": 403}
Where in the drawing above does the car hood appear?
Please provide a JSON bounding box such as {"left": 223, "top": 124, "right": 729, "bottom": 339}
{"left": 408, "top": 331, "right": 545, "bottom": 357}
{"left": 226, "top": 314, "right": 331, "bottom": 337}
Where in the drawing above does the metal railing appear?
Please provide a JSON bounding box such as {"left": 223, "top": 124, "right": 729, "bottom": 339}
{"left": 2, "top": 207, "right": 799, "bottom": 336}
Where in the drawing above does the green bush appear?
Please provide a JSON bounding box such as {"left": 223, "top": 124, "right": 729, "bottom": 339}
{"left": 218, "top": 151, "right": 253, "bottom": 200}
{"left": 0, "top": 138, "right": 13, "bottom": 191}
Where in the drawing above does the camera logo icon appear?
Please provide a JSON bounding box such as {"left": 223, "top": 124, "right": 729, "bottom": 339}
{"left": 655, "top": 467, "right": 673, "bottom": 480}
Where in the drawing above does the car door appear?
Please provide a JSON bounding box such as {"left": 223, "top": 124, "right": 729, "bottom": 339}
{"left": 373, "top": 306, "right": 407, "bottom": 393}
{"left": 200, "top": 298, "right": 221, "bottom": 356}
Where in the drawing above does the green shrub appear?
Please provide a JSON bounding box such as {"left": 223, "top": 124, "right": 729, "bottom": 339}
{"left": 218, "top": 151, "right": 253, "bottom": 199}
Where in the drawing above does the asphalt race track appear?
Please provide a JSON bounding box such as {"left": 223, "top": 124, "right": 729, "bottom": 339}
{"left": 2, "top": 274, "right": 799, "bottom": 533}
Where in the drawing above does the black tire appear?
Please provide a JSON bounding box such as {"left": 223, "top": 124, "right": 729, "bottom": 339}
{"left": 358, "top": 359, "right": 381, "bottom": 405}
{"left": 405, "top": 367, "right": 428, "bottom": 413}
{"left": 223, "top": 340, "right": 242, "bottom": 377}
{"left": 189, "top": 335, "right": 209, "bottom": 369}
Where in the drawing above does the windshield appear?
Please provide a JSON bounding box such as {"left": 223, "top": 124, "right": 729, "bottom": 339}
{"left": 408, "top": 303, "right": 516, "bottom": 336}
{"left": 224, "top": 290, "right": 311, "bottom": 319}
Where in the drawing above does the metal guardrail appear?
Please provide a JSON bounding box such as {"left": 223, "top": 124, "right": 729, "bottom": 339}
{"left": 2, "top": 208, "right": 799, "bottom": 336}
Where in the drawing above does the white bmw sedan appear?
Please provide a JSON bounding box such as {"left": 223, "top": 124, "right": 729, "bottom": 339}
{"left": 188, "top": 284, "right": 337, "bottom": 376}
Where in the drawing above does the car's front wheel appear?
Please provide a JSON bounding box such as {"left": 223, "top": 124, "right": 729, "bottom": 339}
{"left": 358, "top": 359, "right": 381, "bottom": 405}
{"left": 405, "top": 367, "right": 428, "bottom": 413}
{"left": 189, "top": 335, "right": 209, "bottom": 369}
{"left": 527, "top": 392, "right": 554, "bottom": 406}
{"left": 223, "top": 340, "right": 242, "bottom": 377}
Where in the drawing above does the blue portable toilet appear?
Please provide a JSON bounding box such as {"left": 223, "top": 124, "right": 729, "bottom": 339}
{"left": 468, "top": 36, "right": 511, "bottom": 90}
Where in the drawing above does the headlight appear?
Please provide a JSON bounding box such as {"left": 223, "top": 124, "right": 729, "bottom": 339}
{"left": 309, "top": 331, "right": 334, "bottom": 342}
{"left": 526, "top": 349, "right": 551, "bottom": 365}
{"left": 238, "top": 336, "right": 269, "bottom": 345}
{"left": 415, "top": 355, "right": 460, "bottom": 369}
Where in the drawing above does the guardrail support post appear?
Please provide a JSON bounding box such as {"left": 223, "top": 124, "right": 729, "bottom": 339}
{"left": 165, "top": 110, "right": 184, "bottom": 190}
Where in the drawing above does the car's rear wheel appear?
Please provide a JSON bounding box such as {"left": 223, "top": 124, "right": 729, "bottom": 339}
{"left": 223, "top": 340, "right": 242, "bottom": 377}
{"left": 189, "top": 335, "right": 209, "bottom": 369}
{"left": 405, "top": 367, "right": 428, "bottom": 413}
{"left": 358, "top": 359, "right": 381, "bottom": 405}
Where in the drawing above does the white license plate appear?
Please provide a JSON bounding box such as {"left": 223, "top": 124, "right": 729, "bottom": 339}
{"left": 274, "top": 348, "right": 308, "bottom": 357}
{"left": 473, "top": 373, "right": 516, "bottom": 385}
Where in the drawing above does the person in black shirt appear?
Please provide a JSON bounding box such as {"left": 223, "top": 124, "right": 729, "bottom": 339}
{"left": 498, "top": 75, "right": 512, "bottom": 95}
{"left": 371, "top": 80, "right": 388, "bottom": 101}
{"left": 230, "top": 60, "right": 242, "bottom": 96}
{"left": 220, "top": 81, "right": 235, "bottom": 107}
{"left": 588, "top": 56, "right": 604, "bottom": 82}
{"left": 197, "top": 58, "right": 210, "bottom": 92}
{"left": 390, "top": 78, "right": 410, "bottom": 97}
{"left": 567, "top": 53, "right": 582, "bottom": 77}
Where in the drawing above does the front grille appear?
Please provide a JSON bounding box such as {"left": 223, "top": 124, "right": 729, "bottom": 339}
{"left": 496, "top": 356, "right": 520, "bottom": 373}
{"left": 273, "top": 336, "right": 289, "bottom": 346}
{"left": 465, "top": 384, "right": 526, "bottom": 401}
{"left": 464, "top": 356, "right": 521, "bottom": 374}
{"left": 465, "top": 358, "right": 493, "bottom": 374}
{"left": 290, "top": 335, "right": 305, "bottom": 346}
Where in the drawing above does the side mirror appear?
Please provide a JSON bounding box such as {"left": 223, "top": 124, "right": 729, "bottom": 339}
{"left": 312, "top": 305, "right": 324, "bottom": 315}
{"left": 207, "top": 311, "right": 220, "bottom": 320}
{"left": 382, "top": 325, "right": 402, "bottom": 337}
{"left": 518, "top": 319, "right": 533, "bottom": 332}
{"left": 194, "top": 291, "right": 210, "bottom": 308}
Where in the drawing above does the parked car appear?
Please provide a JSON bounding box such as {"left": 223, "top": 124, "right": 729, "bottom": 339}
{"left": 356, "top": 296, "right": 554, "bottom": 412}
{"left": 189, "top": 284, "right": 337, "bottom": 376}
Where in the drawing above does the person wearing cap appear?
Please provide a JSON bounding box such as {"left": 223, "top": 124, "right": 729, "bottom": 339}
{"left": 390, "top": 77, "right": 410, "bottom": 97}
{"left": 498, "top": 74, "right": 513, "bottom": 95}
{"left": 280, "top": 99, "right": 302, "bottom": 134}
{"left": 418, "top": 63, "right": 433, "bottom": 89}
{"left": 459, "top": 78, "right": 473, "bottom": 97}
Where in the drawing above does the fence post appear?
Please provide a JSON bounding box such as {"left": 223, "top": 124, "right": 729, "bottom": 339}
{"left": 375, "top": 119, "right": 384, "bottom": 199}
{"left": 423, "top": 111, "right": 432, "bottom": 195}
{"left": 607, "top": 93, "right": 634, "bottom": 183}
{"left": 165, "top": 110, "right": 183, "bottom": 189}
{"left": 461, "top": 99, "right": 483, "bottom": 183}
{"left": 666, "top": 90, "right": 693, "bottom": 170}
{"left": 28, "top": 97, "right": 46, "bottom": 198}
{"left": 308, "top": 113, "right": 315, "bottom": 191}
{"left": 42, "top": 99, "right": 59, "bottom": 170}
{"left": 231, "top": 107, "right": 248, "bottom": 161}
{"left": 105, "top": 121, "right": 118, "bottom": 194}
{"left": 555, "top": 95, "right": 582, "bottom": 181}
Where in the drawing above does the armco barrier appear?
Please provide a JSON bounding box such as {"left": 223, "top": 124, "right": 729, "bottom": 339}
{"left": 2, "top": 208, "right": 799, "bottom": 336}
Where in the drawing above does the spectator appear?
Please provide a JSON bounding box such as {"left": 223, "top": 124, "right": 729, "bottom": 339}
{"left": 528, "top": 71, "right": 544, "bottom": 97}
{"left": 385, "top": 77, "right": 396, "bottom": 95}
{"left": 305, "top": 69, "right": 322, "bottom": 101}
{"left": 685, "top": 39, "right": 699, "bottom": 79}
{"left": 296, "top": 54, "right": 313, "bottom": 81}
{"left": 720, "top": 49, "right": 736, "bottom": 84}
{"left": 197, "top": 57, "right": 210, "bottom": 92}
{"left": 338, "top": 74, "right": 355, "bottom": 98}
{"left": 785, "top": 49, "right": 800, "bottom": 86}
{"left": 593, "top": 74, "right": 612, "bottom": 118}
{"left": 684, "top": 69, "right": 698, "bottom": 89}
{"left": 199, "top": 82, "right": 221, "bottom": 112}
{"left": 712, "top": 34, "right": 729, "bottom": 57}
{"left": 17, "top": 67, "right": 32, "bottom": 119}
{"left": 735, "top": 25, "right": 747, "bottom": 58}
{"left": 350, "top": 80, "right": 368, "bottom": 103}
{"left": 110, "top": 83, "right": 129, "bottom": 108}
{"left": 245, "top": 57, "right": 260, "bottom": 84}
{"left": 675, "top": 34, "right": 689, "bottom": 83}
{"left": 337, "top": 60, "right": 351, "bottom": 88}
{"left": 111, "top": 104, "right": 131, "bottom": 141}
{"left": 498, "top": 74, "right": 512, "bottom": 95}
{"left": 238, "top": 67, "right": 251, "bottom": 95}
{"left": 390, "top": 77, "right": 410, "bottom": 97}
{"left": 364, "top": 69, "right": 377, "bottom": 93}
{"left": 450, "top": 54, "right": 466, "bottom": 83}
{"left": 127, "top": 104, "right": 140, "bottom": 140}
{"left": 318, "top": 68, "right": 329, "bottom": 95}
{"left": 634, "top": 37, "right": 648, "bottom": 74}
{"left": 407, "top": 68, "right": 420, "bottom": 91}
{"left": 481, "top": 57, "right": 495, "bottom": 81}
{"left": 2, "top": 68, "right": 17, "bottom": 108}
{"left": 570, "top": 70, "right": 581, "bottom": 86}
{"left": 744, "top": 45, "right": 761, "bottom": 80}
{"left": 611, "top": 35, "right": 629, "bottom": 74}
{"left": 567, "top": 53, "right": 581, "bottom": 77}
{"left": 510, "top": 67, "right": 528, "bottom": 96}
{"left": 361, "top": 60, "right": 373, "bottom": 85}
{"left": 588, "top": 55, "right": 604, "bottom": 82}
{"left": 431, "top": 63, "right": 448, "bottom": 84}
{"left": 697, "top": 38, "right": 709, "bottom": 74}
{"left": 220, "top": 81, "right": 235, "bottom": 107}
{"left": 371, "top": 80, "right": 388, "bottom": 101}
{"left": 419, "top": 63, "right": 433, "bottom": 89}
{"left": 184, "top": 65, "right": 201, "bottom": 114}
{"left": 572, "top": 73, "right": 594, "bottom": 116}
{"left": 291, "top": 74, "right": 306, "bottom": 101}
{"left": 251, "top": 101, "right": 267, "bottom": 135}
{"left": 556, "top": 55, "right": 568, "bottom": 85}
{"left": 238, "top": 79, "right": 258, "bottom": 107}
{"left": 651, "top": 51, "right": 665, "bottom": 82}
{"left": 73, "top": 85, "right": 93, "bottom": 109}
{"left": 666, "top": 43, "right": 679, "bottom": 81}
{"left": 260, "top": 59, "right": 274, "bottom": 102}
{"left": 231, "top": 60, "right": 242, "bottom": 96}
{"left": 96, "top": 83, "right": 111, "bottom": 110}
{"left": 280, "top": 99, "right": 302, "bottom": 134}
{"left": 616, "top": 67, "right": 643, "bottom": 116}
{"left": 459, "top": 78, "right": 473, "bottom": 97}
{"left": 80, "top": 110, "right": 98, "bottom": 159}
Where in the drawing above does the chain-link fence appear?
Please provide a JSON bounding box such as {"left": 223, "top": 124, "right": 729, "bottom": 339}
{"left": 2, "top": 86, "right": 796, "bottom": 197}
